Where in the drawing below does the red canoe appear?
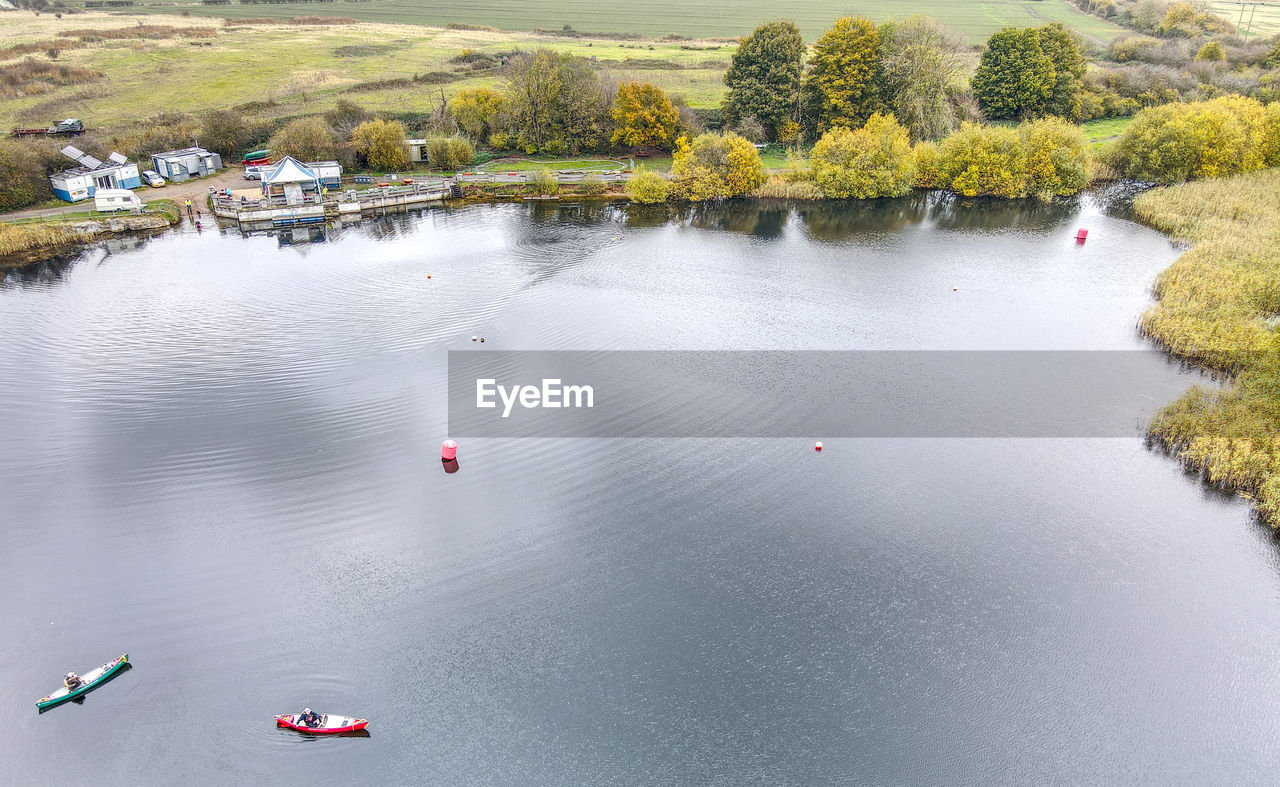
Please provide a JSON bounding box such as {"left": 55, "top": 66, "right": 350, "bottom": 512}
{"left": 275, "top": 713, "right": 368, "bottom": 734}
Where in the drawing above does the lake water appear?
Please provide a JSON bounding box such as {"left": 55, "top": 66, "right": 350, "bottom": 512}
{"left": 3, "top": 196, "right": 1280, "bottom": 784}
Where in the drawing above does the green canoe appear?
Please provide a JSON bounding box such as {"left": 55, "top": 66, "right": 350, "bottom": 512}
{"left": 37, "top": 653, "right": 129, "bottom": 711}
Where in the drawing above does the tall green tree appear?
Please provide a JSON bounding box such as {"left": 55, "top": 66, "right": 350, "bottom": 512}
{"left": 879, "top": 15, "right": 965, "bottom": 140}
{"left": 803, "top": 16, "right": 885, "bottom": 132}
{"left": 722, "top": 20, "right": 805, "bottom": 141}
{"left": 971, "top": 27, "right": 1055, "bottom": 120}
{"left": 1036, "top": 23, "right": 1087, "bottom": 120}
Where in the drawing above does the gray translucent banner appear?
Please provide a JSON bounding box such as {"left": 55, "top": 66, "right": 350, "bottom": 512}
{"left": 447, "top": 351, "right": 1204, "bottom": 438}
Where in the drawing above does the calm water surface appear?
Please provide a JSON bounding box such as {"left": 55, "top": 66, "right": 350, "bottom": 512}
{"left": 2, "top": 196, "right": 1279, "bottom": 784}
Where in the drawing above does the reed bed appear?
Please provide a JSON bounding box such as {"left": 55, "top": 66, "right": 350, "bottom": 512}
{"left": 0, "top": 223, "right": 97, "bottom": 257}
{"left": 1135, "top": 169, "right": 1280, "bottom": 523}
{"left": 750, "top": 175, "right": 823, "bottom": 199}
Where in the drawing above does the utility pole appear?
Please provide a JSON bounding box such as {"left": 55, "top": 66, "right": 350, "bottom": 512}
{"left": 1220, "top": 0, "right": 1276, "bottom": 39}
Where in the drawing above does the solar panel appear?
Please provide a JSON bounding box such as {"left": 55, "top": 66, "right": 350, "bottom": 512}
{"left": 61, "top": 145, "right": 84, "bottom": 161}
{"left": 80, "top": 155, "right": 103, "bottom": 169}
{"left": 108, "top": 152, "right": 127, "bottom": 165}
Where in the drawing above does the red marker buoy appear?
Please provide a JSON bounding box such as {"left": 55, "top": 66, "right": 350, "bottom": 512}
{"left": 815, "top": 441, "right": 823, "bottom": 452}
{"left": 441, "top": 439, "right": 458, "bottom": 460}
{"left": 1076, "top": 228, "right": 1088, "bottom": 242}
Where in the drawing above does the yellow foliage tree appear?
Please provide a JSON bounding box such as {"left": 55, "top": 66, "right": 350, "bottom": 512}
{"left": 447, "top": 87, "right": 507, "bottom": 140}
{"left": 625, "top": 168, "right": 670, "bottom": 203}
{"left": 936, "top": 123, "right": 1027, "bottom": 198}
{"left": 610, "top": 82, "right": 680, "bottom": 149}
{"left": 1020, "top": 117, "right": 1091, "bottom": 198}
{"left": 351, "top": 118, "right": 409, "bottom": 171}
{"left": 669, "top": 132, "right": 765, "bottom": 201}
{"left": 1113, "top": 95, "right": 1268, "bottom": 184}
{"left": 809, "top": 113, "right": 915, "bottom": 198}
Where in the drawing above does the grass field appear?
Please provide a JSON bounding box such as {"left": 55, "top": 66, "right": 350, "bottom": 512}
{"left": 1081, "top": 116, "right": 1133, "bottom": 149}
{"left": 116, "top": 0, "right": 1130, "bottom": 45}
{"left": 1208, "top": 0, "right": 1280, "bottom": 38}
{"left": 0, "top": 12, "right": 735, "bottom": 136}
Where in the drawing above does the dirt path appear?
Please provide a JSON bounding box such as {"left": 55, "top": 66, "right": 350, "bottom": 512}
{"left": 1, "top": 167, "right": 250, "bottom": 222}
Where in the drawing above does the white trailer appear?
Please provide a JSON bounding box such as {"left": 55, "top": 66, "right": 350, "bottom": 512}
{"left": 94, "top": 188, "right": 143, "bottom": 213}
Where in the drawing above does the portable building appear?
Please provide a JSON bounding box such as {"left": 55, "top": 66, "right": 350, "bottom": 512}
{"left": 150, "top": 147, "right": 222, "bottom": 183}
{"left": 49, "top": 161, "right": 141, "bottom": 203}
{"left": 407, "top": 139, "right": 428, "bottom": 164}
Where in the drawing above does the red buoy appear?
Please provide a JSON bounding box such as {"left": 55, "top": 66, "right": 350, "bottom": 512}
{"left": 1076, "top": 228, "right": 1089, "bottom": 242}
{"left": 441, "top": 439, "right": 458, "bottom": 460}
{"left": 815, "top": 441, "right": 823, "bottom": 452}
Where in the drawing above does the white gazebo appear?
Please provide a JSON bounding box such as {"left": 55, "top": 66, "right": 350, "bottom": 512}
{"left": 261, "top": 156, "right": 321, "bottom": 204}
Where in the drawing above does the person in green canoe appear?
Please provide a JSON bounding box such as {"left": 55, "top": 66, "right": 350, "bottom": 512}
{"left": 63, "top": 672, "right": 82, "bottom": 691}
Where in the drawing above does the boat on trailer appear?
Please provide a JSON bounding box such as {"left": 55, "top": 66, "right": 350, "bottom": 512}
{"left": 275, "top": 713, "right": 368, "bottom": 734}
{"left": 36, "top": 654, "right": 129, "bottom": 711}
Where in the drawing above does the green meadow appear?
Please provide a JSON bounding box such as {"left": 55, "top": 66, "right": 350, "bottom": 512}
{"left": 117, "top": 0, "right": 1129, "bottom": 45}
{"left": 0, "top": 14, "right": 735, "bottom": 134}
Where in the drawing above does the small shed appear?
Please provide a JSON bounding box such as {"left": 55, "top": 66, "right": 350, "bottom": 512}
{"left": 407, "top": 138, "right": 428, "bottom": 163}
{"left": 50, "top": 161, "right": 141, "bottom": 203}
{"left": 151, "top": 147, "right": 222, "bottom": 183}
{"left": 308, "top": 161, "right": 343, "bottom": 188}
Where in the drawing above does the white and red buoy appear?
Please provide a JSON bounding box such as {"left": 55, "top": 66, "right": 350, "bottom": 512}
{"left": 815, "top": 441, "right": 823, "bottom": 452}
{"left": 441, "top": 439, "right": 458, "bottom": 460}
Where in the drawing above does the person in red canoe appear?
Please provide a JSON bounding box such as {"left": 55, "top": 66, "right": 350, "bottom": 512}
{"left": 64, "top": 672, "right": 82, "bottom": 690}
{"left": 299, "top": 708, "right": 321, "bottom": 727}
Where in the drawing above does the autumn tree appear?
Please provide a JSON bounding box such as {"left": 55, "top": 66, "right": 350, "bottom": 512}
{"left": 268, "top": 117, "right": 339, "bottom": 162}
{"left": 447, "top": 87, "right": 507, "bottom": 140}
{"left": 351, "top": 118, "right": 409, "bottom": 171}
{"left": 610, "top": 82, "right": 680, "bottom": 149}
{"left": 0, "top": 141, "right": 45, "bottom": 211}
{"left": 200, "top": 110, "right": 253, "bottom": 160}
{"left": 503, "top": 49, "right": 613, "bottom": 154}
{"left": 323, "top": 99, "right": 373, "bottom": 140}
{"left": 1196, "top": 40, "right": 1226, "bottom": 62}
{"left": 423, "top": 136, "right": 474, "bottom": 171}
{"left": 1020, "top": 116, "right": 1090, "bottom": 198}
{"left": 669, "top": 132, "right": 765, "bottom": 200}
{"left": 625, "top": 167, "right": 670, "bottom": 203}
{"left": 803, "top": 16, "right": 885, "bottom": 132}
{"left": 971, "top": 27, "right": 1055, "bottom": 120}
{"left": 1112, "top": 96, "right": 1269, "bottom": 184}
{"left": 879, "top": 15, "right": 966, "bottom": 140}
{"left": 936, "top": 123, "right": 1027, "bottom": 198}
{"left": 722, "top": 20, "right": 805, "bottom": 141}
{"left": 809, "top": 113, "right": 915, "bottom": 198}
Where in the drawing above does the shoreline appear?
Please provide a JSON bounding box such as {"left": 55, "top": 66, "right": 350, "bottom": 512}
{"left": 0, "top": 213, "right": 179, "bottom": 269}
{"left": 1131, "top": 169, "right": 1280, "bottom": 526}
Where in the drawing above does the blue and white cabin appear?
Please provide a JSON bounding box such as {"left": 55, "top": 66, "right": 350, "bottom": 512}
{"left": 50, "top": 161, "right": 141, "bottom": 203}
{"left": 150, "top": 147, "right": 222, "bottom": 183}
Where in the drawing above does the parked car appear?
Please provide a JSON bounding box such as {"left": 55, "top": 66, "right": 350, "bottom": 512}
{"left": 141, "top": 170, "right": 166, "bottom": 188}
{"left": 244, "top": 165, "right": 262, "bottom": 180}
